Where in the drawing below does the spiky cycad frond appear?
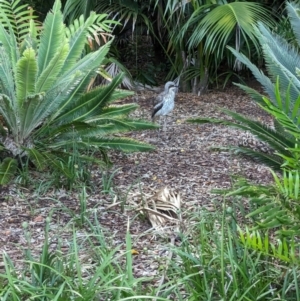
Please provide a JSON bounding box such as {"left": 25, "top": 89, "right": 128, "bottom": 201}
{"left": 0, "top": 0, "right": 156, "bottom": 185}
{"left": 229, "top": 2, "right": 300, "bottom": 111}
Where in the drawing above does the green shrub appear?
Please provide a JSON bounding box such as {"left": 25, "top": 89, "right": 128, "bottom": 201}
{"left": 0, "top": 214, "right": 165, "bottom": 300}
{"left": 187, "top": 1, "right": 300, "bottom": 170}
{"left": 164, "top": 210, "right": 300, "bottom": 300}
{"left": 0, "top": 0, "right": 157, "bottom": 185}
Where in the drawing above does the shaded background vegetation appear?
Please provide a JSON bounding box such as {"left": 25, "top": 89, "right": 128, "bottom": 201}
{"left": 20, "top": 0, "right": 292, "bottom": 92}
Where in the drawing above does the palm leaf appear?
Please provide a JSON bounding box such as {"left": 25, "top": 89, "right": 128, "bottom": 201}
{"left": 0, "top": 38, "right": 15, "bottom": 101}
{"left": 286, "top": 1, "right": 300, "bottom": 46}
{"left": 53, "top": 72, "right": 125, "bottom": 124}
{"left": 82, "top": 137, "right": 155, "bottom": 152}
{"left": 220, "top": 146, "right": 283, "bottom": 170}
{"left": 36, "top": 43, "right": 69, "bottom": 93}
{"left": 188, "top": 111, "right": 293, "bottom": 154}
{"left": 15, "top": 48, "right": 37, "bottom": 103}
{"left": 239, "top": 228, "right": 299, "bottom": 263}
{"left": 63, "top": 13, "right": 101, "bottom": 74}
{"left": 45, "top": 136, "right": 155, "bottom": 153}
{"left": 37, "top": 0, "right": 65, "bottom": 76}
{"left": 0, "top": 94, "right": 17, "bottom": 133}
{"left": 99, "top": 104, "right": 139, "bottom": 118}
{"left": 256, "top": 25, "right": 300, "bottom": 103}
{"left": 188, "top": 2, "right": 273, "bottom": 57}
{"left": 0, "top": 11, "right": 19, "bottom": 68}
{"left": 0, "top": 157, "right": 18, "bottom": 184}
{"left": 63, "top": 0, "right": 96, "bottom": 21}
{"left": 228, "top": 47, "right": 276, "bottom": 103}
{"left": 48, "top": 42, "right": 112, "bottom": 122}
{"left": 26, "top": 148, "right": 48, "bottom": 171}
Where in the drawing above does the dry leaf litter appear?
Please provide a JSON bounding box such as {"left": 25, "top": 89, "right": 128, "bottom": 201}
{"left": 0, "top": 84, "right": 276, "bottom": 287}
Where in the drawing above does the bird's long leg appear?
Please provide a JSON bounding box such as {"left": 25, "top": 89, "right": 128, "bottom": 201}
{"left": 156, "top": 116, "right": 161, "bottom": 139}
{"left": 163, "top": 115, "right": 167, "bottom": 132}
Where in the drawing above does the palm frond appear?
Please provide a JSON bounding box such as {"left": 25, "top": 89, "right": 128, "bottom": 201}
{"left": 0, "top": 36, "right": 16, "bottom": 101}
{"left": 0, "top": 157, "right": 18, "bottom": 184}
{"left": 187, "top": 108, "right": 293, "bottom": 170}
{"left": 47, "top": 136, "right": 155, "bottom": 153}
{"left": 62, "top": 12, "right": 114, "bottom": 74}
{"left": 0, "top": 94, "right": 17, "bottom": 132}
{"left": 257, "top": 24, "right": 300, "bottom": 102}
{"left": 15, "top": 48, "right": 37, "bottom": 103}
{"left": 239, "top": 228, "right": 299, "bottom": 263}
{"left": 44, "top": 42, "right": 112, "bottom": 124}
{"left": 36, "top": 43, "right": 69, "bottom": 93}
{"left": 82, "top": 136, "right": 155, "bottom": 152}
{"left": 222, "top": 146, "right": 283, "bottom": 170}
{"left": 63, "top": 0, "right": 96, "bottom": 21}
{"left": 188, "top": 3, "right": 273, "bottom": 58}
{"left": 53, "top": 72, "right": 125, "bottom": 124}
{"left": 37, "top": 0, "right": 65, "bottom": 76}
{"left": 286, "top": 2, "right": 300, "bottom": 49}
{"left": 99, "top": 104, "right": 139, "bottom": 118}
{"left": 0, "top": 12, "right": 19, "bottom": 68}
{"left": 228, "top": 47, "right": 276, "bottom": 102}
{"left": 233, "top": 84, "right": 266, "bottom": 105}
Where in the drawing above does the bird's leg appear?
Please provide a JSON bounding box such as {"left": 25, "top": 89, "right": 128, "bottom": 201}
{"left": 163, "top": 115, "right": 167, "bottom": 132}
{"left": 156, "top": 116, "right": 161, "bottom": 138}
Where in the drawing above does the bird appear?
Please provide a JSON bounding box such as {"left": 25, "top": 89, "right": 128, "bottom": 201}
{"left": 152, "top": 84, "right": 177, "bottom": 132}
{"left": 153, "top": 81, "right": 176, "bottom": 106}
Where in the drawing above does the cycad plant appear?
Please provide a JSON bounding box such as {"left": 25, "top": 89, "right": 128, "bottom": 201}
{"left": 188, "top": 1, "right": 300, "bottom": 170}
{"left": 0, "top": 0, "right": 156, "bottom": 185}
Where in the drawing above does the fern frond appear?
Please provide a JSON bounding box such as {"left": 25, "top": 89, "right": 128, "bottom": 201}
{"left": 0, "top": 0, "right": 38, "bottom": 44}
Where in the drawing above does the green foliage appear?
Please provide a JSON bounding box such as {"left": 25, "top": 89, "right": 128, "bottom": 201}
{"left": 165, "top": 210, "right": 300, "bottom": 300}
{"left": 228, "top": 1, "right": 300, "bottom": 108}
{"left": 0, "top": 158, "right": 18, "bottom": 184}
{"left": 214, "top": 169, "right": 300, "bottom": 238}
{"left": 238, "top": 227, "right": 300, "bottom": 264}
{"left": 0, "top": 0, "right": 39, "bottom": 45}
{"left": 188, "top": 38, "right": 300, "bottom": 169}
{"left": 153, "top": 0, "right": 275, "bottom": 93}
{"left": 0, "top": 214, "right": 166, "bottom": 300}
{"left": 0, "top": 0, "right": 157, "bottom": 185}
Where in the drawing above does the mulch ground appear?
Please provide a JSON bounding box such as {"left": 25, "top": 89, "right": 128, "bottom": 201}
{"left": 0, "top": 83, "right": 275, "bottom": 282}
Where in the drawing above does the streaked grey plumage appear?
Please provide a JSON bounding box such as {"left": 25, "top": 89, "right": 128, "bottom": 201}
{"left": 153, "top": 81, "right": 176, "bottom": 105}
{"left": 152, "top": 85, "right": 177, "bottom": 131}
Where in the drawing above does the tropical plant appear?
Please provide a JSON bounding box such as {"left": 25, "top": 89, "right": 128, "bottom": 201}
{"left": 62, "top": 0, "right": 155, "bottom": 88}
{"left": 151, "top": 0, "right": 275, "bottom": 94}
{"left": 214, "top": 167, "right": 300, "bottom": 239}
{"left": 188, "top": 81, "right": 297, "bottom": 170}
{"left": 164, "top": 209, "right": 300, "bottom": 300}
{"left": 0, "top": 214, "right": 166, "bottom": 300}
{"left": 187, "top": 1, "right": 300, "bottom": 170}
{"left": 0, "top": 0, "right": 157, "bottom": 185}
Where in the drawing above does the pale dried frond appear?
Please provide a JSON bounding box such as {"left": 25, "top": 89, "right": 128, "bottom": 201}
{"left": 137, "top": 187, "right": 182, "bottom": 234}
